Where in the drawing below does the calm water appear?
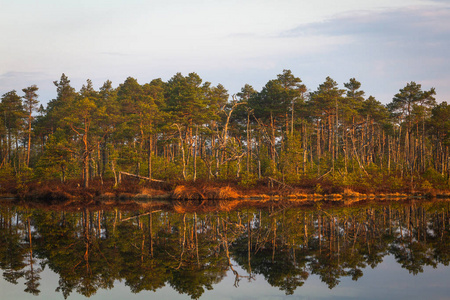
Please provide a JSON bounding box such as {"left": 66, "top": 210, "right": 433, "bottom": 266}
{"left": 1, "top": 200, "right": 450, "bottom": 299}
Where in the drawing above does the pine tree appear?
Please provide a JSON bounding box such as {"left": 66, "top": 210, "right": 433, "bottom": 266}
{"left": 22, "top": 85, "right": 39, "bottom": 167}
{"left": 0, "top": 90, "right": 25, "bottom": 167}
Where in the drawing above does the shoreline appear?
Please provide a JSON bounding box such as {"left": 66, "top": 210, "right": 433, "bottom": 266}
{"left": 2, "top": 178, "right": 450, "bottom": 207}
{"left": 3, "top": 193, "right": 450, "bottom": 215}
{"left": 3, "top": 188, "right": 450, "bottom": 204}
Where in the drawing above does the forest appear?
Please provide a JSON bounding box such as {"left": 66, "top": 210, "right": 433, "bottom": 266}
{"left": 0, "top": 70, "right": 449, "bottom": 196}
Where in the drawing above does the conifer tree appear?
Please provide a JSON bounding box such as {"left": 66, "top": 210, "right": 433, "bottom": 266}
{"left": 22, "top": 85, "right": 39, "bottom": 167}
{"left": 0, "top": 90, "right": 24, "bottom": 166}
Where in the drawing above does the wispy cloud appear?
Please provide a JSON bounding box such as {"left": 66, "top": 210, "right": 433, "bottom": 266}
{"left": 277, "top": 5, "right": 450, "bottom": 103}
{"left": 1, "top": 1, "right": 449, "bottom": 104}
{"left": 0, "top": 71, "right": 46, "bottom": 80}
{"left": 284, "top": 6, "right": 450, "bottom": 41}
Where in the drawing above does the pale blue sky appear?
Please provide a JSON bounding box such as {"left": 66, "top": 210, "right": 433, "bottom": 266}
{"left": 0, "top": 0, "right": 448, "bottom": 105}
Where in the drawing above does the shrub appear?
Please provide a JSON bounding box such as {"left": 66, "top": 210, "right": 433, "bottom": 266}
{"left": 238, "top": 171, "right": 258, "bottom": 188}
{"left": 423, "top": 168, "right": 448, "bottom": 190}
{"left": 421, "top": 179, "right": 433, "bottom": 190}
{"left": 0, "top": 164, "right": 17, "bottom": 193}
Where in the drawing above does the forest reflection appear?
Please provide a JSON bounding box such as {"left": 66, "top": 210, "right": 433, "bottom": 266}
{"left": 0, "top": 200, "right": 449, "bottom": 299}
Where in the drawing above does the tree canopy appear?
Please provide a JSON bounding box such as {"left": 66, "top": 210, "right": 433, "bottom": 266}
{"left": 0, "top": 71, "right": 449, "bottom": 192}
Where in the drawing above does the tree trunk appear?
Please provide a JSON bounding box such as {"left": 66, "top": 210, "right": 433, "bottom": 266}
{"left": 193, "top": 126, "right": 198, "bottom": 181}
{"left": 175, "top": 124, "right": 187, "bottom": 180}
{"left": 317, "top": 121, "right": 321, "bottom": 175}
{"left": 270, "top": 112, "right": 276, "bottom": 173}
{"left": 247, "top": 112, "right": 251, "bottom": 174}
{"left": 27, "top": 115, "right": 32, "bottom": 167}
{"left": 148, "top": 135, "right": 152, "bottom": 179}
{"left": 83, "top": 140, "right": 89, "bottom": 188}
{"left": 83, "top": 119, "right": 89, "bottom": 188}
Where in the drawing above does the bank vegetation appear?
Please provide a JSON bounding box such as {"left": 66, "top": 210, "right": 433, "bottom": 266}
{"left": 1, "top": 70, "right": 449, "bottom": 201}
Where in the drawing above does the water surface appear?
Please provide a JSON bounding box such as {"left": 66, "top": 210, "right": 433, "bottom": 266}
{"left": 1, "top": 200, "right": 449, "bottom": 299}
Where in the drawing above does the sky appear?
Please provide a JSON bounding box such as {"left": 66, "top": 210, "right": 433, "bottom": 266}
{"left": 1, "top": 0, "right": 449, "bottom": 106}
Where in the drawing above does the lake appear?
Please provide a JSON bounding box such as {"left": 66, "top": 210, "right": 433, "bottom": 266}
{"left": 1, "top": 199, "right": 449, "bottom": 299}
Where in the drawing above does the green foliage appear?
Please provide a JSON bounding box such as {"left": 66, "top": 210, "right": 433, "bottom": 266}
{"left": 15, "top": 167, "right": 35, "bottom": 195}
{"left": 429, "top": 102, "right": 450, "bottom": 146}
{"left": 151, "top": 157, "right": 183, "bottom": 181}
{"left": 238, "top": 171, "right": 258, "bottom": 188}
{"left": 1, "top": 71, "right": 449, "bottom": 194}
{"left": 279, "top": 134, "right": 303, "bottom": 180}
{"left": 388, "top": 81, "right": 435, "bottom": 124}
{"left": 365, "top": 163, "right": 379, "bottom": 174}
{"left": 1, "top": 90, "right": 25, "bottom": 132}
{"left": 423, "top": 167, "right": 448, "bottom": 190}
{"left": 309, "top": 76, "right": 345, "bottom": 117}
{"left": 0, "top": 163, "right": 15, "bottom": 180}
{"left": 330, "top": 172, "right": 352, "bottom": 188}
{"left": 387, "top": 176, "right": 404, "bottom": 192}
{"left": 34, "top": 129, "right": 76, "bottom": 182}
{"left": 257, "top": 144, "right": 273, "bottom": 177}
{"left": 117, "top": 145, "right": 142, "bottom": 172}
{"left": 192, "top": 158, "right": 209, "bottom": 180}
{"left": 420, "top": 179, "right": 433, "bottom": 191}
{"left": 0, "top": 163, "right": 16, "bottom": 193}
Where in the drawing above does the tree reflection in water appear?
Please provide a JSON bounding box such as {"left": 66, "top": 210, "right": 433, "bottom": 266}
{"left": 0, "top": 200, "right": 449, "bottom": 299}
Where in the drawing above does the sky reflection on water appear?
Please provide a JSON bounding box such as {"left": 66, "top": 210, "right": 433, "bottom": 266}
{"left": 2, "top": 255, "right": 449, "bottom": 300}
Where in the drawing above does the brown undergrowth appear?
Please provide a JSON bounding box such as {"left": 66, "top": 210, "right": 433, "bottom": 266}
{"left": 3, "top": 175, "right": 449, "bottom": 207}
{"left": 172, "top": 185, "right": 240, "bottom": 200}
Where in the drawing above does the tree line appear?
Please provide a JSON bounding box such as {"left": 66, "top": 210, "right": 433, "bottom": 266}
{"left": 1, "top": 70, "right": 449, "bottom": 191}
